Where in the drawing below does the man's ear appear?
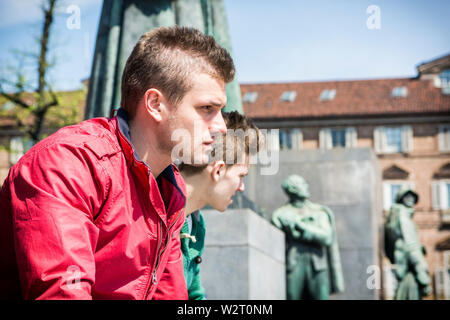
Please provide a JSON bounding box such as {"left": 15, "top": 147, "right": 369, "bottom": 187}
{"left": 143, "top": 88, "right": 164, "bottom": 122}
{"left": 210, "top": 160, "right": 226, "bottom": 182}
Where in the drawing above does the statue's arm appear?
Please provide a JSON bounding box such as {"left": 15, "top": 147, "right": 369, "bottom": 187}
{"left": 294, "top": 211, "right": 333, "bottom": 246}
{"left": 272, "top": 211, "right": 302, "bottom": 239}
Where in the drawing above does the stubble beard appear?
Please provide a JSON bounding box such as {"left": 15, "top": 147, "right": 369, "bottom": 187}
{"left": 156, "top": 111, "right": 180, "bottom": 162}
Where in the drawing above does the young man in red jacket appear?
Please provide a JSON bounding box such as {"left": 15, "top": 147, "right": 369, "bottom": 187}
{"left": 0, "top": 26, "right": 233, "bottom": 300}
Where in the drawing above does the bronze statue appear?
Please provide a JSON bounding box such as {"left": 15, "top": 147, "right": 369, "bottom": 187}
{"left": 384, "top": 187, "right": 431, "bottom": 299}
{"left": 272, "top": 175, "right": 344, "bottom": 300}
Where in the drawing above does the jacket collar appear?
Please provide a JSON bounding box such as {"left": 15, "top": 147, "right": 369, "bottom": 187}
{"left": 114, "top": 108, "right": 186, "bottom": 225}
{"left": 116, "top": 108, "right": 141, "bottom": 163}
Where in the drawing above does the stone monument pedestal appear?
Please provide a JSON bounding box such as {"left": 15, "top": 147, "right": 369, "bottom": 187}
{"left": 201, "top": 209, "right": 286, "bottom": 300}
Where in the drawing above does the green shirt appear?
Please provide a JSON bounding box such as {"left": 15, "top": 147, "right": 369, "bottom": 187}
{"left": 180, "top": 211, "right": 206, "bottom": 300}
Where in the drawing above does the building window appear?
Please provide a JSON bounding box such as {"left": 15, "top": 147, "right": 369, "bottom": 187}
{"left": 391, "top": 86, "right": 408, "bottom": 98}
{"left": 319, "top": 89, "right": 336, "bottom": 101}
{"left": 374, "top": 126, "right": 413, "bottom": 154}
{"left": 280, "top": 91, "right": 297, "bottom": 102}
{"left": 279, "top": 130, "right": 291, "bottom": 150}
{"left": 319, "top": 127, "right": 357, "bottom": 149}
{"left": 243, "top": 92, "right": 258, "bottom": 103}
{"left": 331, "top": 129, "right": 346, "bottom": 148}
{"left": 390, "top": 184, "right": 402, "bottom": 205}
{"left": 279, "top": 129, "right": 302, "bottom": 150}
{"left": 385, "top": 127, "right": 403, "bottom": 153}
{"left": 439, "top": 125, "right": 450, "bottom": 152}
{"left": 383, "top": 181, "right": 414, "bottom": 211}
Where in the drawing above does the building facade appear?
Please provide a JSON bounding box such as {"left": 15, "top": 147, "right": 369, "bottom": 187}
{"left": 241, "top": 54, "right": 450, "bottom": 299}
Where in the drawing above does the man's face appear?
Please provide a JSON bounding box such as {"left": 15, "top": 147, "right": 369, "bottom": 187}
{"left": 165, "top": 73, "right": 227, "bottom": 165}
{"left": 208, "top": 162, "right": 249, "bottom": 212}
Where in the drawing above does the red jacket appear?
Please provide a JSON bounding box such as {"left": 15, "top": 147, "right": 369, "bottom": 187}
{"left": 0, "top": 108, "right": 188, "bottom": 300}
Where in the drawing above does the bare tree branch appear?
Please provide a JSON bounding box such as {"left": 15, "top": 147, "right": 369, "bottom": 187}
{"left": 0, "top": 92, "right": 32, "bottom": 110}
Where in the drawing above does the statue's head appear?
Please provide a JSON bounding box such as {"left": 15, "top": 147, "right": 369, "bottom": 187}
{"left": 281, "top": 175, "right": 310, "bottom": 200}
{"left": 395, "top": 186, "right": 418, "bottom": 208}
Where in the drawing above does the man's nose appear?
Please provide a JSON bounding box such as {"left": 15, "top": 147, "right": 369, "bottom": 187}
{"left": 237, "top": 182, "right": 245, "bottom": 192}
{"left": 211, "top": 112, "right": 227, "bottom": 135}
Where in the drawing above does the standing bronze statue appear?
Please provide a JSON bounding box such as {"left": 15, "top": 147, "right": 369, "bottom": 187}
{"left": 272, "top": 175, "right": 345, "bottom": 300}
{"left": 384, "top": 187, "right": 431, "bottom": 300}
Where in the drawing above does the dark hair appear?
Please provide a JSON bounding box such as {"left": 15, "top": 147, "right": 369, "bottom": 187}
{"left": 121, "top": 26, "right": 235, "bottom": 119}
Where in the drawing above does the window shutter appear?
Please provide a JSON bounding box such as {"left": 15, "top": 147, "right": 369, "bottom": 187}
{"left": 270, "top": 129, "right": 280, "bottom": 151}
{"left": 440, "top": 182, "right": 449, "bottom": 210}
{"left": 383, "top": 182, "right": 392, "bottom": 211}
{"left": 345, "top": 127, "right": 357, "bottom": 148}
{"left": 435, "top": 267, "right": 446, "bottom": 299}
{"left": 431, "top": 181, "right": 441, "bottom": 210}
{"left": 327, "top": 130, "right": 332, "bottom": 149}
{"left": 444, "top": 251, "right": 450, "bottom": 299}
{"left": 401, "top": 125, "right": 413, "bottom": 153}
{"left": 438, "top": 127, "right": 444, "bottom": 151}
{"left": 439, "top": 126, "right": 450, "bottom": 152}
{"left": 319, "top": 129, "right": 326, "bottom": 149}
{"left": 9, "top": 136, "right": 25, "bottom": 164}
{"left": 374, "top": 127, "right": 385, "bottom": 153}
{"left": 319, "top": 128, "right": 332, "bottom": 150}
{"left": 445, "top": 251, "right": 450, "bottom": 269}
{"left": 291, "top": 129, "right": 302, "bottom": 150}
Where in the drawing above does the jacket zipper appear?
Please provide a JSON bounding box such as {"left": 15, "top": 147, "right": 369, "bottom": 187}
{"left": 117, "top": 117, "right": 186, "bottom": 299}
{"left": 144, "top": 208, "right": 184, "bottom": 299}
{"left": 144, "top": 220, "right": 163, "bottom": 299}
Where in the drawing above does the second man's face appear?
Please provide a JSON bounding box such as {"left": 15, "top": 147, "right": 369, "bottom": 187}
{"left": 208, "top": 162, "right": 249, "bottom": 212}
{"left": 168, "top": 72, "right": 227, "bottom": 165}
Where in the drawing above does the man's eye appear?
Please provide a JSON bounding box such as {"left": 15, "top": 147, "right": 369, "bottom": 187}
{"left": 202, "top": 106, "right": 213, "bottom": 112}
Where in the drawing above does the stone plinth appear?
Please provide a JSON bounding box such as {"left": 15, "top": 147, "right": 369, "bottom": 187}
{"left": 201, "top": 209, "right": 286, "bottom": 300}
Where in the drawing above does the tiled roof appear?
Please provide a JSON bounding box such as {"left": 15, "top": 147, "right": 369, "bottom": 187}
{"left": 241, "top": 78, "right": 450, "bottom": 120}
